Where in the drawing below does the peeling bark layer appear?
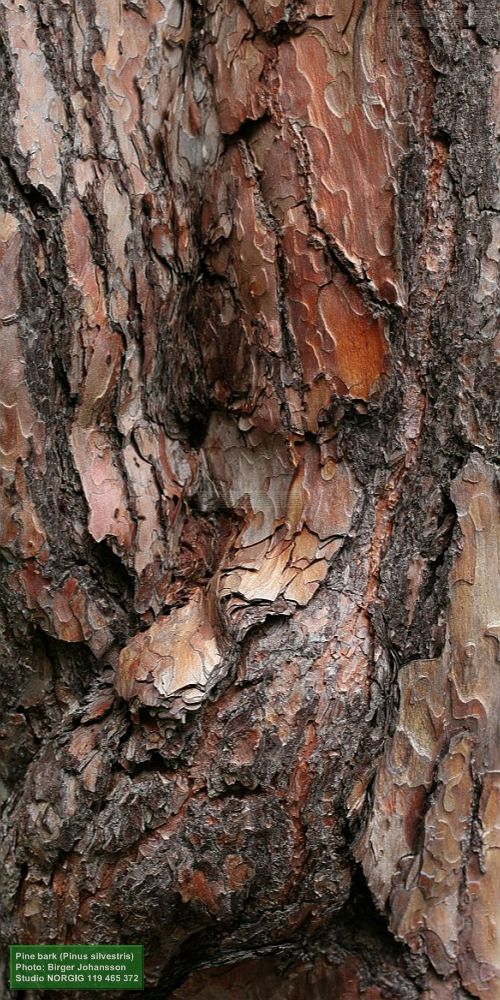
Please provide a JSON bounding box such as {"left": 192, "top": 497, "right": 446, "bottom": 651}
{"left": 357, "top": 456, "right": 500, "bottom": 996}
{"left": 0, "top": 0, "right": 498, "bottom": 997}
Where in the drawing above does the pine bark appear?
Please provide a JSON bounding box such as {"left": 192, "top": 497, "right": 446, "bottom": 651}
{"left": 0, "top": 1, "right": 498, "bottom": 997}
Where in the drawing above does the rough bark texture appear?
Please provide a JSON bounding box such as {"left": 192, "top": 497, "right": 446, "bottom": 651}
{"left": 0, "top": 0, "right": 498, "bottom": 997}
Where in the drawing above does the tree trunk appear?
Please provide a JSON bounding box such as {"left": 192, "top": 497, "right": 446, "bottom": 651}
{"left": 0, "top": 0, "right": 498, "bottom": 997}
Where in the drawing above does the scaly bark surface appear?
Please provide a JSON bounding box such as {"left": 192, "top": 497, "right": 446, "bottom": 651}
{"left": 0, "top": 0, "right": 498, "bottom": 997}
